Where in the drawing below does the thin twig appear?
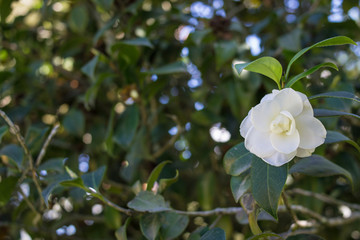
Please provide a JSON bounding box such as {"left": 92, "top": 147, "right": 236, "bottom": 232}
{"left": 0, "top": 110, "right": 46, "bottom": 209}
{"left": 287, "top": 188, "right": 360, "bottom": 211}
{"left": 101, "top": 196, "right": 134, "bottom": 216}
{"left": 35, "top": 123, "right": 60, "bottom": 167}
{"left": 18, "top": 187, "right": 40, "bottom": 215}
{"left": 282, "top": 192, "right": 299, "bottom": 229}
{"left": 209, "top": 215, "right": 223, "bottom": 229}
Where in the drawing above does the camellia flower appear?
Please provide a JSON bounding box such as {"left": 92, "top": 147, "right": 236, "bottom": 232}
{"left": 240, "top": 88, "right": 326, "bottom": 166}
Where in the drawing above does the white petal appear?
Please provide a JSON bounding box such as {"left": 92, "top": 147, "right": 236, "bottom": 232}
{"left": 260, "top": 90, "right": 279, "bottom": 103}
{"left": 251, "top": 100, "right": 280, "bottom": 132}
{"left": 240, "top": 110, "right": 252, "bottom": 138}
{"left": 296, "top": 115, "right": 326, "bottom": 149}
{"left": 244, "top": 127, "right": 275, "bottom": 158}
{"left": 296, "top": 148, "right": 315, "bottom": 157}
{"left": 270, "top": 130, "right": 300, "bottom": 154}
{"left": 262, "top": 150, "right": 297, "bottom": 166}
{"left": 273, "top": 88, "right": 303, "bottom": 117}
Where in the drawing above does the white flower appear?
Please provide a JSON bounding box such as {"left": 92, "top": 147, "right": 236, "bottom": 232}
{"left": 240, "top": 88, "right": 326, "bottom": 167}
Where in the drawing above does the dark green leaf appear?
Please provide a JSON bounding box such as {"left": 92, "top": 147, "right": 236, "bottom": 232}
{"left": 236, "top": 209, "right": 276, "bottom": 224}
{"left": 286, "top": 234, "right": 325, "bottom": 240}
{"left": 189, "top": 29, "right": 212, "bottom": 45}
{"left": 285, "top": 36, "right": 356, "bottom": 79}
{"left": 115, "top": 218, "right": 131, "bottom": 240}
{"left": 248, "top": 232, "right": 283, "bottom": 240}
{"left": 63, "top": 109, "right": 85, "bottom": 137}
{"left": 309, "top": 91, "right": 360, "bottom": 104}
{"left": 0, "top": 176, "right": 19, "bottom": 207}
{"left": 146, "top": 161, "right": 171, "bottom": 191}
{"left": 25, "top": 126, "right": 49, "bottom": 154}
{"left": 60, "top": 177, "right": 86, "bottom": 190}
{"left": 223, "top": 142, "right": 252, "bottom": 176}
{"left": 251, "top": 157, "right": 287, "bottom": 219}
{"left": 68, "top": 5, "right": 89, "bottom": 33}
{"left": 93, "top": 16, "right": 117, "bottom": 45}
{"left": 127, "top": 191, "right": 171, "bottom": 212}
{"left": 285, "top": 62, "right": 338, "bottom": 88}
{"left": 104, "top": 206, "right": 122, "bottom": 229}
{"left": 121, "top": 38, "right": 154, "bottom": 48}
{"left": 325, "top": 131, "right": 360, "bottom": 153}
{"left": 0, "top": 125, "right": 8, "bottom": 143}
{"left": 0, "top": 0, "right": 12, "bottom": 23}
{"left": 200, "top": 228, "right": 226, "bottom": 240}
{"left": 113, "top": 105, "right": 140, "bottom": 148}
{"left": 290, "top": 155, "right": 353, "bottom": 186}
{"left": 38, "top": 158, "right": 66, "bottom": 173}
{"left": 159, "top": 170, "right": 179, "bottom": 193}
{"left": 0, "top": 144, "right": 24, "bottom": 169}
{"left": 214, "top": 40, "right": 237, "bottom": 69}
{"left": 140, "top": 213, "right": 161, "bottom": 240}
{"left": 234, "top": 57, "right": 282, "bottom": 88}
{"left": 145, "top": 61, "right": 187, "bottom": 75}
{"left": 81, "top": 166, "right": 106, "bottom": 191}
{"left": 231, "top": 172, "right": 251, "bottom": 203}
{"left": 81, "top": 55, "right": 99, "bottom": 81}
{"left": 42, "top": 174, "right": 71, "bottom": 207}
{"left": 278, "top": 29, "right": 301, "bottom": 52}
{"left": 160, "top": 212, "right": 189, "bottom": 240}
{"left": 314, "top": 108, "right": 360, "bottom": 120}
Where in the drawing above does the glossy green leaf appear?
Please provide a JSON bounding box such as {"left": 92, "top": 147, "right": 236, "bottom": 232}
{"left": 309, "top": 91, "right": 360, "bottom": 104}
{"left": 314, "top": 108, "right": 360, "bottom": 120}
{"left": 68, "top": 5, "right": 89, "bottom": 33}
{"left": 285, "top": 36, "right": 356, "bottom": 79}
{"left": 140, "top": 213, "right": 161, "bottom": 240}
{"left": 127, "top": 191, "right": 171, "bottom": 212}
{"left": 0, "top": 125, "right": 8, "bottom": 143}
{"left": 63, "top": 108, "right": 85, "bottom": 137}
{"left": 223, "top": 142, "right": 252, "bottom": 176}
{"left": 248, "top": 232, "right": 283, "bottom": 240}
{"left": 160, "top": 212, "right": 189, "bottom": 240}
{"left": 113, "top": 105, "right": 140, "bottom": 148}
{"left": 159, "top": 170, "right": 179, "bottom": 193}
{"left": 200, "top": 228, "right": 226, "bottom": 240}
{"left": 81, "top": 55, "right": 99, "bottom": 81}
{"left": 81, "top": 166, "right": 106, "bottom": 191}
{"left": 325, "top": 131, "right": 360, "bottom": 153}
{"left": 286, "top": 234, "right": 325, "bottom": 240}
{"left": 251, "top": 157, "right": 287, "bottom": 219}
{"left": 234, "top": 57, "right": 282, "bottom": 88}
{"left": 0, "top": 144, "right": 24, "bottom": 169}
{"left": 231, "top": 172, "right": 251, "bottom": 203}
{"left": 115, "top": 218, "right": 130, "bottom": 240}
{"left": 121, "top": 38, "right": 154, "bottom": 48}
{"left": 285, "top": 62, "right": 338, "bottom": 88}
{"left": 0, "top": 176, "right": 19, "bottom": 207}
{"left": 145, "top": 61, "right": 187, "bottom": 75}
{"left": 290, "top": 155, "right": 353, "bottom": 186}
{"left": 146, "top": 161, "right": 171, "bottom": 191}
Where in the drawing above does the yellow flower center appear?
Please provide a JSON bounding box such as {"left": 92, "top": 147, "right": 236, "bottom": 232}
{"left": 270, "top": 111, "right": 295, "bottom": 135}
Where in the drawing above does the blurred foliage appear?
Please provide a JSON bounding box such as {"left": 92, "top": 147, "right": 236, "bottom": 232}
{"left": 1, "top": 0, "right": 360, "bottom": 239}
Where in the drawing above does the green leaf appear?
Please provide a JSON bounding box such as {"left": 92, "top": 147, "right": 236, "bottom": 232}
{"left": 285, "top": 62, "right": 338, "bottom": 88}
{"left": 231, "top": 172, "right": 251, "bottom": 203}
{"left": 314, "top": 108, "right": 360, "bottom": 120}
{"left": 200, "top": 228, "right": 226, "bottom": 240}
{"left": 325, "top": 131, "right": 360, "bottom": 153}
{"left": 309, "top": 91, "right": 360, "bottom": 104}
{"left": 159, "top": 170, "right": 179, "bottom": 193}
{"left": 189, "top": 29, "right": 212, "bottom": 45}
{"left": 140, "top": 213, "right": 161, "bottom": 240}
{"left": 93, "top": 16, "right": 117, "bottom": 45}
{"left": 25, "top": 126, "right": 49, "bottom": 154}
{"left": 0, "top": 0, "right": 12, "bottom": 23}
{"left": 248, "top": 232, "right": 283, "bottom": 240}
{"left": 81, "top": 55, "right": 99, "bottom": 81}
{"left": 251, "top": 157, "right": 287, "bottom": 219}
{"left": 60, "top": 177, "right": 86, "bottom": 190}
{"left": 145, "top": 61, "right": 187, "bottom": 75}
{"left": 285, "top": 36, "right": 356, "bottom": 80}
{"left": 233, "top": 57, "right": 282, "bottom": 89}
{"left": 68, "top": 5, "right": 89, "bottom": 33}
{"left": 214, "top": 41, "right": 237, "bottom": 69}
{"left": 104, "top": 206, "right": 122, "bottom": 229}
{"left": 290, "top": 155, "right": 353, "bottom": 186}
{"left": 42, "top": 174, "right": 71, "bottom": 207}
{"left": 0, "top": 144, "right": 24, "bottom": 169}
{"left": 0, "top": 176, "right": 19, "bottom": 207}
{"left": 81, "top": 166, "right": 106, "bottom": 191}
{"left": 115, "top": 218, "right": 131, "bottom": 240}
{"left": 223, "top": 142, "right": 252, "bottom": 176}
{"left": 127, "top": 191, "right": 171, "bottom": 212}
{"left": 38, "top": 158, "right": 66, "bottom": 173}
{"left": 121, "top": 38, "right": 154, "bottom": 49}
{"left": 146, "top": 161, "right": 171, "bottom": 191}
{"left": 113, "top": 105, "right": 140, "bottom": 148}
{"left": 63, "top": 108, "right": 85, "bottom": 137}
{"left": 0, "top": 125, "right": 8, "bottom": 143}
{"left": 286, "top": 234, "right": 325, "bottom": 240}
{"left": 160, "top": 212, "right": 189, "bottom": 240}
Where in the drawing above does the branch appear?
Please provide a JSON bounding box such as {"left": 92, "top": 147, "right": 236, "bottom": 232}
{"left": 287, "top": 188, "right": 360, "bottom": 211}
{"left": 35, "top": 123, "right": 60, "bottom": 167}
{"left": 282, "top": 192, "right": 299, "bottom": 229}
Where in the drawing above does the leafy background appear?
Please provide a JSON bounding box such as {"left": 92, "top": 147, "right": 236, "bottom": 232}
{"left": 1, "top": 0, "right": 360, "bottom": 239}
